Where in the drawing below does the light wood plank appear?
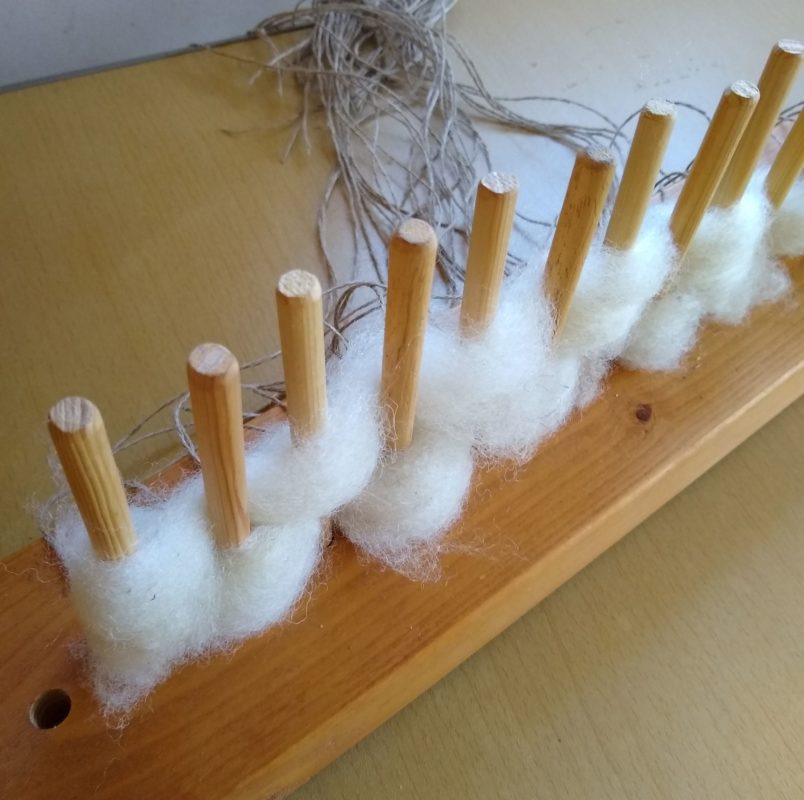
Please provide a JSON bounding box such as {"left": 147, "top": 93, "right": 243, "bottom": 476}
{"left": 1, "top": 263, "right": 801, "bottom": 799}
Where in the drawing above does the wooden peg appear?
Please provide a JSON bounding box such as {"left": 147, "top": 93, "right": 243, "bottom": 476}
{"left": 544, "top": 147, "right": 615, "bottom": 336}
{"left": 460, "top": 172, "right": 519, "bottom": 335}
{"left": 381, "top": 218, "right": 437, "bottom": 451}
{"left": 276, "top": 270, "right": 327, "bottom": 443}
{"left": 187, "top": 343, "right": 249, "bottom": 549}
{"left": 713, "top": 40, "right": 803, "bottom": 207}
{"left": 48, "top": 397, "right": 136, "bottom": 560}
{"left": 670, "top": 81, "right": 759, "bottom": 254}
{"left": 604, "top": 100, "right": 676, "bottom": 250}
{"left": 765, "top": 110, "right": 804, "bottom": 209}
{"left": 276, "top": 270, "right": 333, "bottom": 544}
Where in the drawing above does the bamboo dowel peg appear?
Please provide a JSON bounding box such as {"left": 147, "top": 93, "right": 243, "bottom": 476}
{"left": 460, "top": 172, "right": 519, "bottom": 335}
{"left": 47, "top": 397, "right": 136, "bottom": 560}
{"left": 187, "top": 343, "right": 250, "bottom": 549}
{"left": 713, "top": 40, "right": 803, "bottom": 207}
{"left": 670, "top": 81, "right": 759, "bottom": 254}
{"left": 544, "top": 147, "right": 615, "bottom": 336}
{"left": 604, "top": 100, "right": 676, "bottom": 251}
{"left": 381, "top": 218, "right": 437, "bottom": 451}
{"left": 276, "top": 270, "right": 328, "bottom": 443}
{"left": 765, "top": 110, "right": 804, "bottom": 209}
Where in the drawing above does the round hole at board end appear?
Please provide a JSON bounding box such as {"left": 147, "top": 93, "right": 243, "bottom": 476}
{"left": 29, "top": 689, "right": 72, "bottom": 730}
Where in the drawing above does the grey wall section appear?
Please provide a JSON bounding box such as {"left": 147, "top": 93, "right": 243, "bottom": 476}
{"left": 0, "top": 0, "right": 289, "bottom": 89}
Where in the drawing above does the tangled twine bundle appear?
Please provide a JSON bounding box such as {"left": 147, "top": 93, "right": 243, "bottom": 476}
{"left": 230, "top": 0, "right": 621, "bottom": 291}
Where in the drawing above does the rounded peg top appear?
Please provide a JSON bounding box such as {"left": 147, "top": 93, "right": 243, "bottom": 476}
{"left": 48, "top": 395, "right": 100, "bottom": 433}
{"left": 776, "top": 39, "right": 804, "bottom": 56}
{"left": 583, "top": 146, "right": 616, "bottom": 169}
{"left": 188, "top": 343, "right": 239, "bottom": 380}
{"left": 393, "top": 218, "right": 437, "bottom": 249}
{"left": 728, "top": 79, "right": 760, "bottom": 101}
{"left": 481, "top": 171, "right": 519, "bottom": 195}
{"left": 277, "top": 269, "right": 322, "bottom": 301}
{"left": 643, "top": 98, "right": 676, "bottom": 119}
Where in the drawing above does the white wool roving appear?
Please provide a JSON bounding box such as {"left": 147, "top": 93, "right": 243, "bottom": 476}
{"left": 47, "top": 337, "right": 384, "bottom": 713}
{"left": 415, "top": 267, "right": 581, "bottom": 463}
{"left": 50, "top": 477, "right": 219, "bottom": 713}
{"left": 215, "top": 519, "right": 322, "bottom": 640}
{"left": 618, "top": 290, "right": 704, "bottom": 372}
{"left": 770, "top": 179, "right": 804, "bottom": 258}
{"left": 336, "top": 429, "right": 475, "bottom": 578}
{"left": 561, "top": 206, "right": 677, "bottom": 360}
{"left": 337, "top": 265, "right": 582, "bottom": 576}
{"left": 622, "top": 176, "right": 789, "bottom": 371}
{"left": 675, "top": 181, "right": 779, "bottom": 325}
{"left": 246, "top": 347, "right": 383, "bottom": 526}
{"left": 332, "top": 314, "right": 477, "bottom": 576}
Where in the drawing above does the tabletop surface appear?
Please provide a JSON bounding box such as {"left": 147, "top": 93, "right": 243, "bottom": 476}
{"left": 1, "top": 0, "right": 803, "bottom": 797}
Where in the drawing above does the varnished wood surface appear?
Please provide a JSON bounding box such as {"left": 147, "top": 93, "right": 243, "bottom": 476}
{"left": 0, "top": 267, "right": 802, "bottom": 798}
{"left": 298, "top": 396, "right": 804, "bottom": 800}
{"left": 1, "top": 0, "right": 804, "bottom": 797}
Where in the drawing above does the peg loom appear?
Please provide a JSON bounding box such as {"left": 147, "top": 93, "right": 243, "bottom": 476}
{"left": 2, "top": 43, "right": 804, "bottom": 800}
{"left": 1, "top": 265, "right": 801, "bottom": 797}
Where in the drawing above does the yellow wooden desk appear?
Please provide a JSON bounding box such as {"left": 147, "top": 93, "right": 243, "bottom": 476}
{"left": 2, "top": 1, "right": 803, "bottom": 797}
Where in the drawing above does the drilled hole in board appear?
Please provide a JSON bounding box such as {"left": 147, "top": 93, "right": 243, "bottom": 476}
{"left": 29, "top": 689, "right": 72, "bottom": 729}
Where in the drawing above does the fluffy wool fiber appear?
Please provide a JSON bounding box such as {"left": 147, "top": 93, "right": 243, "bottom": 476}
{"left": 622, "top": 176, "right": 790, "bottom": 371}
{"left": 50, "top": 478, "right": 218, "bottom": 713}
{"left": 49, "top": 167, "right": 801, "bottom": 712}
{"left": 336, "top": 430, "right": 475, "bottom": 578}
{"left": 48, "top": 340, "right": 383, "bottom": 713}
{"left": 560, "top": 203, "right": 677, "bottom": 397}
{"left": 336, "top": 268, "right": 582, "bottom": 577}
{"left": 415, "top": 268, "right": 581, "bottom": 462}
{"left": 770, "top": 179, "right": 804, "bottom": 258}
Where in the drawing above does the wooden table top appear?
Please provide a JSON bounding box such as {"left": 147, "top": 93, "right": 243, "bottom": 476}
{"left": 1, "top": 0, "right": 802, "bottom": 796}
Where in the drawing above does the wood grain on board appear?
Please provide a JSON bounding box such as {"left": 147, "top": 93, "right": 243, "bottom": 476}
{"left": 1, "top": 264, "right": 801, "bottom": 799}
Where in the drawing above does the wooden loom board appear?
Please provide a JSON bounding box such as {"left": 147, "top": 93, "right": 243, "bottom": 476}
{"left": 0, "top": 262, "right": 802, "bottom": 799}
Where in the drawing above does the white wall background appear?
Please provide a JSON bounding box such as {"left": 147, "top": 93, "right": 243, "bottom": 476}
{"left": 0, "top": 1, "right": 289, "bottom": 89}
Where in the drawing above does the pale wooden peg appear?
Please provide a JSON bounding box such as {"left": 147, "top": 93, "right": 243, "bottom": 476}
{"left": 604, "top": 100, "right": 676, "bottom": 251}
{"left": 670, "top": 81, "right": 759, "bottom": 254}
{"left": 713, "top": 40, "right": 803, "bottom": 207}
{"left": 381, "top": 218, "right": 437, "bottom": 451}
{"left": 276, "top": 269, "right": 333, "bottom": 544}
{"left": 276, "top": 270, "right": 327, "bottom": 443}
{"left": 48, "top": 397, "right": 136, "bottom": 560}
{"left": 187, "top": 343, "right": 250, "bottom": 549}
{"left": 460, "top": 172, "right": 519, "bottom": 335}
{"left": 765, "top": 110, "right": 804, "bottom": 209}
{"left": 544, "top": 147, "right": 615, "bottom": 336}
